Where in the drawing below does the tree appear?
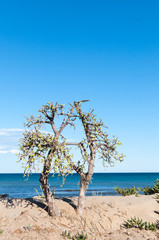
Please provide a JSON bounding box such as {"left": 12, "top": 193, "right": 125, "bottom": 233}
{"left": 70, "top": 101, "right": 125, "bottom": 215}
{"left": 18, "top": 102, "right": 78, "bottom": 216}
{"left": 18, "top": 100, "right": 124, "bottom": 217}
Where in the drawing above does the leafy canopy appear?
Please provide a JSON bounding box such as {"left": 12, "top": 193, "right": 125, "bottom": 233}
{"left": 18, "top": 102, "right": 74, "bottom": 177}
{"left": 18, "top": 100, "right": 125, "bottom": 177}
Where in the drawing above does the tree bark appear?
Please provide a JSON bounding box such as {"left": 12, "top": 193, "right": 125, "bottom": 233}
{"left": 76, "top": 150, "right": 96, "bottom": 215}
{"left": 39, "top": 156, "right": 59, "bottom": 217}
{"left": 76, "top": 174, "right": 89, "bottom": 215}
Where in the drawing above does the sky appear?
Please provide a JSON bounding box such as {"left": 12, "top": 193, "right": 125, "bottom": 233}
{"left": 0, "top": 0, "right": 159, "bottom": 173}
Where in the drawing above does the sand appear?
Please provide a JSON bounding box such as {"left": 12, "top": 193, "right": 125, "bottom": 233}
{"left": 0, "top": 195, "right": 158, "bottom": 240}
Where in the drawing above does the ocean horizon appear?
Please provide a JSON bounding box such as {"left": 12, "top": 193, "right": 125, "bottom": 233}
{"left": 0, "top": 172, "right": 158, "bottom": 198}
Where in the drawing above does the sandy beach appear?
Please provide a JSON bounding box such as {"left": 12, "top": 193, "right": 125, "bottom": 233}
{"left": 0, "top": 195, "right": 158, "bottom": 240}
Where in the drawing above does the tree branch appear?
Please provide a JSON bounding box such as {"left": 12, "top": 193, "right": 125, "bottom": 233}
{"left": 59, "top": 105, "right": 76, "bottom": 134}
{"left": 72, "top": 164, "right": 84, "bottom": 176}
{"left": 41, "top": 109, "right": 52, "bottom": 120}
{"left": 25, "top": 120, "right": 51, "bottom": 127}
{"left": 51, "top": 123, "right": 58, "bottom": 135}
{"left": 65, "top": 142, "right": 80, "bottom": 146}
{"left": 74, "top": 101, "right": 91, "bottom": 145}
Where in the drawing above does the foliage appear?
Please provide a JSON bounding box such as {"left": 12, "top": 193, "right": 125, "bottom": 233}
{"left": 139, "top": 178, "right": 159, "bottom": 195}
{"left": 24, "top": 224, "right": 32, "bottom": 231}
{"left": 18, "top": 101, "right": 80, "bottom": 216}
{"left": 18, "top": 102, "right": 77, "bottom": 179}
{"left": 18, "top": 100, "right": 125, "bottom": 186}
{"left": 73, "top": 101, "right": 125, "bottom": 214}
{"left": 115, "top": 179, "right": 159, "bottom": 196}
{"left": 18, "top": 100, "right": 125, "bottom": 216}
{"left": 0, "top": 229, "right": 3, "bottom": 234}
{"left": 124, "top": 217, "right": 158, "bottom": 231}
{"left": 18, "top": 128, "right": 72, "bottom": 178}
{"left": 155, "top": 194, "right": 159, "bottom": 199}
{"left": 114, "top": 186, "right": 139, "bottom": 196}
{"left": 62, "top": 230, "right": 88, "bottom": 240}
{"left": 72, "top": 232, "right": 88, "bottom": 240}
{"left": 62, "top": 230, "right": 72, "bottom": 239}
{"left": 74, "top": 101, "right": 125, "bottom": 169}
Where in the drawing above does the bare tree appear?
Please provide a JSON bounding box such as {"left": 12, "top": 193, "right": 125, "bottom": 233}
{"left": 18, "top": 102, "right": 78, "bottom": 216}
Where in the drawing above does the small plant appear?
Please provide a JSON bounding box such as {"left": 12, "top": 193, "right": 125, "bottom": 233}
{"left": 124, "top": 217, "right": 158, "bottom": 231}
{"left": 62, "top": 230, "right": 88, "bottom": 240}
{"left": 34, "top": 185, "right": 44, "bottom": 198}
{"left": 92, "top": 191, "right": 102, "bottom": 196}
{"left": 0, "top": 229, "right": 3, "bottom": 234}
{"left": 114, "top": 186, "right": 139, "bottom": 196}
{"left": 62, "top": 231, "right": 72, "bottom": 239}
{"left": 140, "top": 179, "right": 159, "bottom": 195}
{"left": 155, "top": 194, "right": 159, "bottom": 199}
{"left": 24, "top": 224, "right": 32, "bottom": 231}
{"left": 72, "top": 232, "right": 88, "bottom": 240}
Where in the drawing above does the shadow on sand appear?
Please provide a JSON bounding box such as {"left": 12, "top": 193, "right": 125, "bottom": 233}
{"left": 0, "top": 196, "right": 77, "bottom": 213}
{"left": 60, "top": 197, "right": 77, "bottom": 210}
{"left": 0, "top": 196, "right": 48, "bottom": 212}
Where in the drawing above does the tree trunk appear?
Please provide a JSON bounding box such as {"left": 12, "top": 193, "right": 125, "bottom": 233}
{"left": 76, "top": 150, "right": 96, "bottom": 215}
{"left": 39, "top": 157, "right": 59, "bottom": 217}
{"left": 76, "top": 174, "right": 89, "bottom": 215}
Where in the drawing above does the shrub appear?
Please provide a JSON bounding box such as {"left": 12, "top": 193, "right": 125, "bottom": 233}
{"left": 140, "top": 178, "right": 159, "bottom": 195}
{"left": 124, "top": 217, "right": 158, "bottom": 231}
{"left": 115, "top": 178, "right": 159, "bottom": 196}
{"left": 155, "top": 194, "right": 159, "bottom": 199}
{"left": 62, "top": 230, "right": 88, "bottom": 240}
{"left": 114, "top": 186, "right": 139, "bottom": 196}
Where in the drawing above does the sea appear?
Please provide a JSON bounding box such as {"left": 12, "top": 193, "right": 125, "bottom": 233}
{"left": 0, "top": 173, "right": 158, "bottom": 199}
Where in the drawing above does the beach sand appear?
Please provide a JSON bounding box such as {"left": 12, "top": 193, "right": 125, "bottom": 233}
{"left": 0, "top": 195, "right": 158, "bottom": 240}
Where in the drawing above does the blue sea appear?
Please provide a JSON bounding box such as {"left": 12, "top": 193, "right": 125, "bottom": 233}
{"left": 0, "top": 173, "right": 158, "bottom": 198}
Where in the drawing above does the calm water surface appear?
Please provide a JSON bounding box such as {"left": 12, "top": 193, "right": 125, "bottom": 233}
{"left": 0, "top": 173, "right": 158, "bottom": 198}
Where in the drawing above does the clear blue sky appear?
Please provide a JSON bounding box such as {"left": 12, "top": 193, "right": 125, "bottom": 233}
{"left": 0, "top": 0, "right": 159, "bottom": 173}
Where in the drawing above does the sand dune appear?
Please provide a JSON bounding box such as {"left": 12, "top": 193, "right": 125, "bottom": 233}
{"left": 0, "top": 195, "right": 158, "bottom": 240}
